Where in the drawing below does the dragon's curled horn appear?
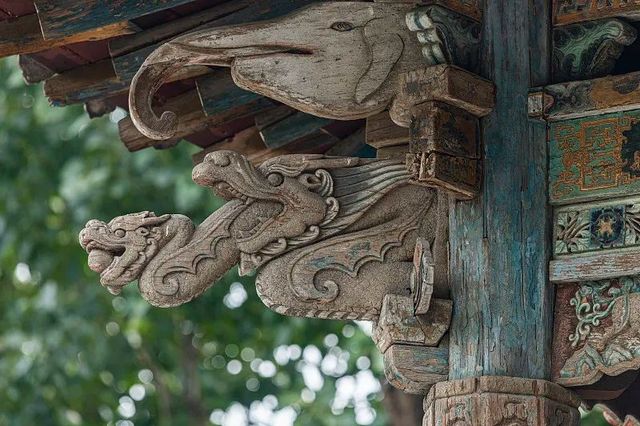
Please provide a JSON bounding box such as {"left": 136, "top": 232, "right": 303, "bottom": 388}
{"left": 130, "top": 211, "right": 172, "bottom": 227}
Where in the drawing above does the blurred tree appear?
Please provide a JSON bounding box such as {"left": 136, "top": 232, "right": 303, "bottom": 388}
{"left": 0, "top": 56, "right": 609, "bottom": 426}
{"left": 0, "top": 57, "right": 386, "bottom": 426}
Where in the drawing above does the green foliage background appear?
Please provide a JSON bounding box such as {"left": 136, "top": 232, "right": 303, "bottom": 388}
{"left": 0, "top": 56, "right": 609, "bottom": 426}
{"left": 0, "top": 57, "right": 384, "bottom": 426}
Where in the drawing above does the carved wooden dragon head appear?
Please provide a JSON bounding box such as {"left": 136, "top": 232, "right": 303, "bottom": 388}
{"left": 79, "top": 151, "right": 438, "bottom": 317}
{"left": 79, "top": 212, "right": 193, "bottom": 295}
{"left": 128, "top": 2, "right": 423, "bottom": 140}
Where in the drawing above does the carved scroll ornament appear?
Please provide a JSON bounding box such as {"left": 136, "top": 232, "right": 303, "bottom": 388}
{"left": 557, "top": 275, "right": 640, "bottom": 387}
{"left": 79, "top": 151, "right": 444, "bottom": 321}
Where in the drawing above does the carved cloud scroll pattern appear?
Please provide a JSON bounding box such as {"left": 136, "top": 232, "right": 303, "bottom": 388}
{"left": 558, "top": 275, "right": 640, "bottom": 387}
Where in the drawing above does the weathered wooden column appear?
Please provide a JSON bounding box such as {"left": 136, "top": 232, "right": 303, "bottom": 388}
{"left": 426, "top": 0, "right": 582, "bottom": 423}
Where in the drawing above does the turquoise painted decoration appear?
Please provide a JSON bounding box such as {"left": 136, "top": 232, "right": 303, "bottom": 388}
{"left": 554, "top": 197, "right": 640, "bottom": 256}
{"left": 549, "top": 110, "right": 640, "bottom": 205}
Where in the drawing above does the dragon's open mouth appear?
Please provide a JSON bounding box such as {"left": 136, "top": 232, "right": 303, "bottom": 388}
{"left": 85, "top": 239, "right": 122, "bottom": 267}
{"left": 213, "top": 182, "right": 250, "bottom": 202}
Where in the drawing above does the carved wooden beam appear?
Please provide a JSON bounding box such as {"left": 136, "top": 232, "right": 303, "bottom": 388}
{"left": 423, "top": 377, "right": 581, "bottom": 424}
{"left": 373, "top": 293, "right": 450, "bottom": 394}
{"left": 530, "top": 71, "right": 640, "bottom": 121}
{"left": 404, "top": 6, "right": 480, "bottom": 70}
{"left": 371, "top": 236, "right": 452, "bottom": 394}
{"left": 127, "top": 2, "right": 426, "bottom": 140}
{"left": 122, "top": 2, "right": 493, "bottom": 199}
{"left": 552, "top": 277, "right": 640, "bottom": 388}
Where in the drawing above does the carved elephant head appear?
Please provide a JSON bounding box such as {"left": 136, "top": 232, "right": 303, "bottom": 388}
{"left": 129, "top": 2, "right": 423, "bottom": 139}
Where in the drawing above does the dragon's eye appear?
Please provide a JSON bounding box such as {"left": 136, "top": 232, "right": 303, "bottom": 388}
{"left": 267, "top": 173, "right": 284, "bottom": 187}
{"left": 137, "top": 228, "right": 149, "bottom": 236}
{"left": 331, "top": 21, "right": 354, "bottom": 32}
{"left": 114, "top": 229, "right": 126, "bottom": 238}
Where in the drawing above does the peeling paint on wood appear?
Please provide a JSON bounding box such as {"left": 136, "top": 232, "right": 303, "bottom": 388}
{"left": 448, "top": 0, "right": 553, "bottom": 380}
{"left": 540, "top": 72, "right": 640, "bottom": 121}
{"left": 550, "top": 249, "right": 640, "bottom": 283}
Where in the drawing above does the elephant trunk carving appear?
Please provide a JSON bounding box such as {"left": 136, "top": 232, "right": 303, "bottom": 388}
{"left": 80, "top": 151, "right": 445, "bottom": 319}
{"left": 129, "top": 24, "right": 308, "bottom": 140}
{"left": 128, "top": 2, "right": 424, "bottom": 140}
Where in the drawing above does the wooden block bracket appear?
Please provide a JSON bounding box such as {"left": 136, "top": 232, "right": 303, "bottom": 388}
{"left": 389, "top": 65, "right": 495, "bottom": 200}
{"left": 372, "top": 238, "right": 452, "bottom": 394}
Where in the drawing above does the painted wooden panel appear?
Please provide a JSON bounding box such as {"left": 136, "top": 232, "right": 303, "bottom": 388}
{"left": 549, "top": 110, "right": 640, "bottom": 205}
{"left": 551, "top": 19, "right": 636, "bottom": 84}
{"left": 552, "top": 277, "right": 640, "bottom": 389}
{"left": 554, "top": 196, "right": 640, "bottom": 256}
{"left": 554, "top": 0, "right": 640, "bottom": 26}
{"left": 540, "top": 71, "right": 640, "bottom": 121}
{"left": 34, "top": 0, "right": 194, "bottom": 39}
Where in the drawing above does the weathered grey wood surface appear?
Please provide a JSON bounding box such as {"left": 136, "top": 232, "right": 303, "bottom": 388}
{"left": 129, "top": 2, "right": 425, "bottom": 140}
{"left": 79, "top": 152, "right": 445, "bottom": 321}
{"left": 375, "top": 0, "right": 483, "bottom": 22}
